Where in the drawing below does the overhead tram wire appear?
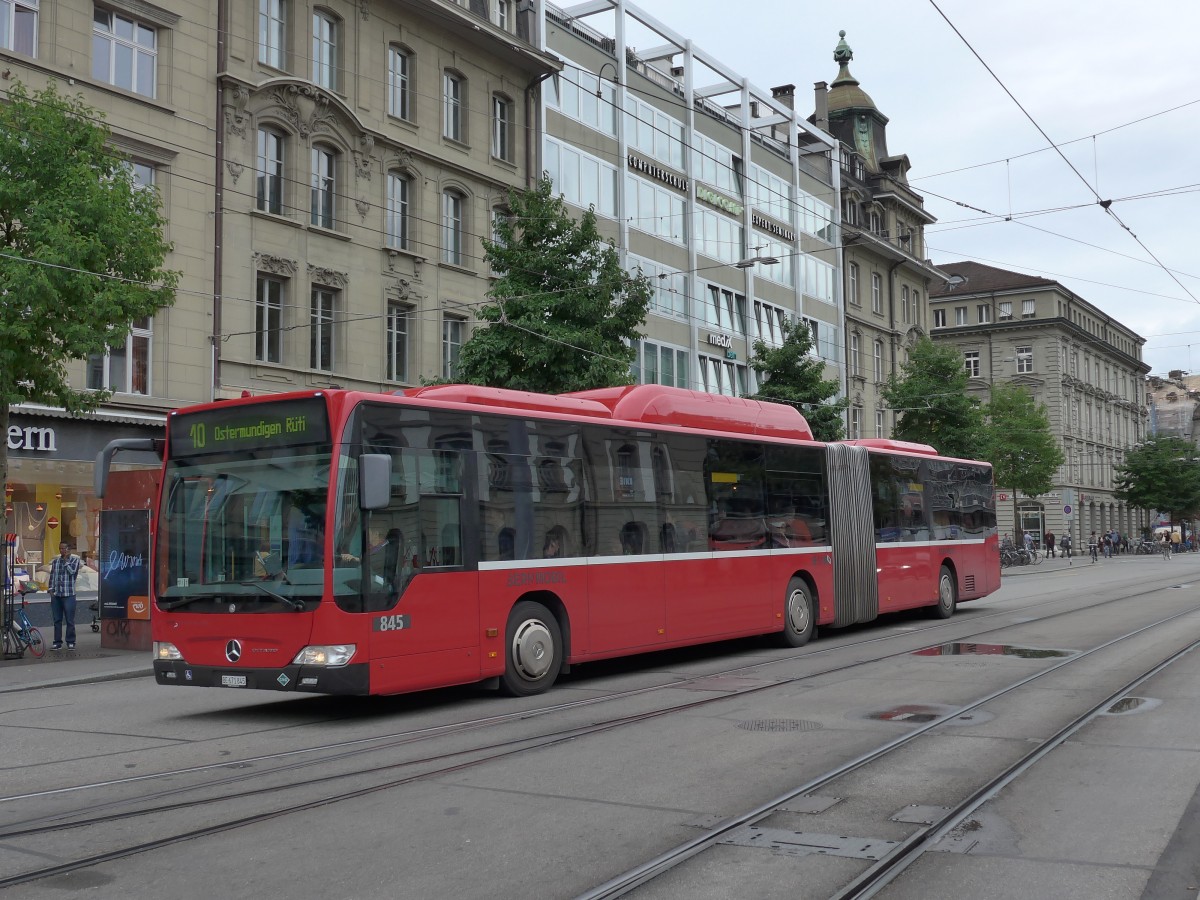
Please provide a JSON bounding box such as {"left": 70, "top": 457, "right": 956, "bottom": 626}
{"left": 922, "top": 243, "right": 1190, "bottom": 304}
{"left": 910, "top": 96, "right": 1200, "bottom": 183}
{"left": 927, "top": 0, "right": 1200, "bottom": 308}
{"left": 920, "top": 186, "right": 1200, "bottom": 284}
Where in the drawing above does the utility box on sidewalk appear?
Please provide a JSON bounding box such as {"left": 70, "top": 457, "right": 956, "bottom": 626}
{"left": 98, "top": 471, "right": 156, "bottom": 652}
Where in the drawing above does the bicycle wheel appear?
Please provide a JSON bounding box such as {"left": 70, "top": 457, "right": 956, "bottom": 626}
{"left": 27, "top": 627, "right": 45, "bottom": 658}
{"left": 1032, "top": 550, "right": 1043, "bottom": 565}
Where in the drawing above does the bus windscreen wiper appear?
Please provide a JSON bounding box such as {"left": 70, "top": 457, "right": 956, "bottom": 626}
{"left": 238, "top": 579, "right": 306, "bottom": 611}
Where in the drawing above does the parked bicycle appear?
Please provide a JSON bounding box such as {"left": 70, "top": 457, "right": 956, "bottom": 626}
{"left": 999, "top": 546, "right": 1039, "bottom": 568}
{"left": 3, "top": 585, "right": 46, "bottom": 659}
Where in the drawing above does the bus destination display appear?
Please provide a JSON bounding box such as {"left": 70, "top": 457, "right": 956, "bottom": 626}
{"left": 169, "top": 398, "right": 330, "bottom": 455}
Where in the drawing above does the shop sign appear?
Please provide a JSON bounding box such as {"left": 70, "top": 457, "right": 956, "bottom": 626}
{"left": 751, "top": 212, "right": 795, "bottom": 242}
{"left": 697, "top": 185, "right": 743, "bottom": 216}
{"left": 627, "top": 153, "right": 688, "bottom": 192}
{"left": 997, "top": 492, "right": 1009, "bottom": 501}
{"left": 706, "top": 333, "right": 732, "bottom": 349}
{"left": 7, "top": 424, "right": 56, "bottom": 452}
{"left": 8, "top": 414, "right": 162, "bottom": 463}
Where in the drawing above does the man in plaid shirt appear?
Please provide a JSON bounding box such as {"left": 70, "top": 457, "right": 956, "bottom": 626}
{"left": 48, "top": 542, "right": 82, "bottom": 650}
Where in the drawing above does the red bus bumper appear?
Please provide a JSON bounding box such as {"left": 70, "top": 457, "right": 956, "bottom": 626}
{"left": 153, "top": 659, "right": 370, "bottom": 695}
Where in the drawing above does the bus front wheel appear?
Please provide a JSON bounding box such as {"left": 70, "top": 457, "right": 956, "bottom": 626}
{"left": 933, "top": 565, "right": 957, "bottom": 619}
{"left": 777, "top": 578, "right": 815, "bottom": 648}
{"left": 501, "top": 601, "right": 562, "bottom": 696}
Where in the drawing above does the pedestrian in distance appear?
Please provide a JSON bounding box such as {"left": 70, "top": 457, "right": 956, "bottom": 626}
{"left": 1043, "top": 530, "right": 1056, "bottom": 558}
{"left": 1161, "top": 532, "right": 1172, "bottom": 561}
{"left": 1088, "top": 531, "right": 1099, "bottom": 564}
{"left": 47, "top": 542, "right": 82, "bottom": 650}
{"left": 1060, "top": 530, "right": 1072, "bottom": 562}
{"left": 1023, "top": 531, "right": 1034, "bottom": 553}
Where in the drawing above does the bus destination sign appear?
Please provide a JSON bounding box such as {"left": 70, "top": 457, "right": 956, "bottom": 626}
{"left": 169, "top": 398, "right": 330, "bottom": 455}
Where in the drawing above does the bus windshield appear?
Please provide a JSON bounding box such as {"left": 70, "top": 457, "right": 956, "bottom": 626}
{"left": 157, "top": 447, "right": 333, "bottom": 606}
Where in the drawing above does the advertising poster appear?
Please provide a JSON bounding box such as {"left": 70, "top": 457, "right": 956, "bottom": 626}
{"left": 98, "top": 509, "right": 150, "bottom": 619}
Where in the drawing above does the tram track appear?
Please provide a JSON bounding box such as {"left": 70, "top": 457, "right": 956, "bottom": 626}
{"left": 579, "top": 604, "right": 1200, "bottom": 898}
{"left": 0, "top": 569, "right": 1196, "bottom": 890}
{"left": 829, "top": 639, "right": 1200, "bottom": 899}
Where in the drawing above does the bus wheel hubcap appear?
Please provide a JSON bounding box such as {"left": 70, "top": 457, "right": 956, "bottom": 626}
{"left": 512, "top": 619, "right": 553, "bottom": 680}
{"left": 941, "top": 577, "right": 953, "bottom": 608}
{"left": 788, "top": 591, "right": 809, "bottom": 633}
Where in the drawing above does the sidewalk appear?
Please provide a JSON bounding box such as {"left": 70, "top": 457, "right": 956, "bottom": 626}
{"left": 0, "top": 616, "right": 152, "bottom": 693}
{"left": 1003, "top": 548, "right": 1200, "bottom": 574}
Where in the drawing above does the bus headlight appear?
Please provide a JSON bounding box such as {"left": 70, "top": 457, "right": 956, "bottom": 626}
{"left": 154, "top": 642, "right": 184, "bottom": 661}
{"left": 292, "top": 645, "right": 356, "bottom": 667}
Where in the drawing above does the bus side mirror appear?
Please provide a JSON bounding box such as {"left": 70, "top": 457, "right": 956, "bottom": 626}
{"left": 359, "top": 454, "right": 392, "bottom": 510}
{"left": 95, "top": 438, "right": 163, "bottom": 498}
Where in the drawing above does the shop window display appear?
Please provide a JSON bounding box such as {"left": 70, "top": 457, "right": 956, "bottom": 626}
{"left": 4, "top": 489, "right": 101, "bottom": 592}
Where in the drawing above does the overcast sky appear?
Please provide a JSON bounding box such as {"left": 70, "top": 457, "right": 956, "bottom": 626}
{"left": 625, "top": 0, "right": 1200, "bottom": 376}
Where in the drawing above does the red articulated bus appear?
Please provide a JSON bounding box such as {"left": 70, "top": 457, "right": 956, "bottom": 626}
{"left": 96, "top": 384, "right": 999, "bottom": 697}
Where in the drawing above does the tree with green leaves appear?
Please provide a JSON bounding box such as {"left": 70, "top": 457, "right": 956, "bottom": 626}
{"left": 748, "top": 317, "right": 846, "bottom": 441}
{"left": 0, "top": 81, "right": 177, "bottom": 541}
{"left": 880, "top": 338, "right": 983, "bottom": 459}
{"left": 979, "top": 383, "right": 1065, "bottom": 538}
{"left": 1114, "top": 436, "right": 1200, "bottom": 535}
{"left": 451, "top": 177, "right": 651, "bottom": 393}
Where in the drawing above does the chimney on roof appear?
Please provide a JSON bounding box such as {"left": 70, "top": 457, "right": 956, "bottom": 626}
{"left": 771, "top": 83, "right": 795, "bottom": 110}
{"left": 813, "top": 81, "right": 829, "bottom": 132}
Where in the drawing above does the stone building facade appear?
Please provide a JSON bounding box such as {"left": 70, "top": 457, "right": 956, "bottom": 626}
{"left": 814, "top": 32, "right": 943, "bottom": 439}
{"left": 219, "top": 0, "right": 558, "bottom": 397}
{"left": 930, "top": 261, "right": 1151, "bottom": 545}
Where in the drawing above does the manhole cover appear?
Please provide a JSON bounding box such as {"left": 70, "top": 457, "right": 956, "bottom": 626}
{"left": 736, "top": 718, "right": 823, "bottom": 732}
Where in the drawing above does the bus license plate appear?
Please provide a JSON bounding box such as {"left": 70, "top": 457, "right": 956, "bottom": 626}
{"left": 221, "top": 674, "right": 248, "bottom": 687}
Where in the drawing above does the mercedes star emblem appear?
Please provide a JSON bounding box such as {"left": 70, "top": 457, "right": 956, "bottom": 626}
{"left": 225, "top": 639, "right": 243, "bottom": 663}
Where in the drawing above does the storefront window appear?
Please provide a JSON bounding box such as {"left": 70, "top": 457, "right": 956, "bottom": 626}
{"left": 5, "top": 413, "right": 162, "bottom": 590}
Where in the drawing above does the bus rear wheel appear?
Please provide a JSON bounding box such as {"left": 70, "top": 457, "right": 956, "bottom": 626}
{"left": 933, "top": 565, "right": 957, "bottom": 619}
{"left": 501, "top": 601, "right": 562, "bottom": 697}
{"left": 777, "top": 578, "right": 815, "bottom": 648}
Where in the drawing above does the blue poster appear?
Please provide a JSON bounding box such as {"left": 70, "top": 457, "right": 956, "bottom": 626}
{"left": 98, "top": 510, "right": 150, "bottom": 619}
